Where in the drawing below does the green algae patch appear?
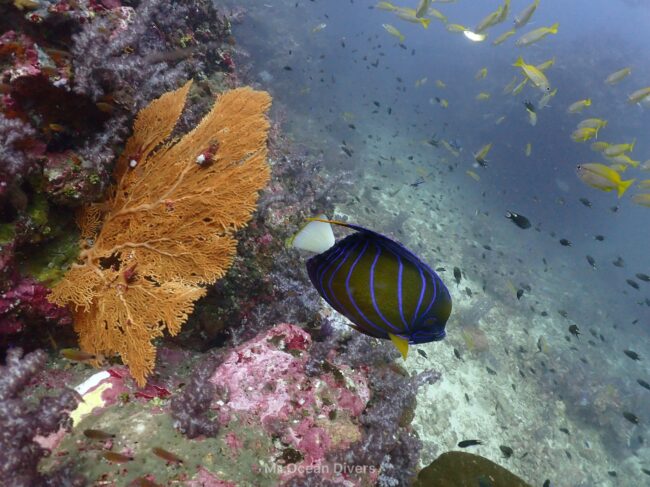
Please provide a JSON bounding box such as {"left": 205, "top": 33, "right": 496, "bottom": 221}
{"left": 46, "top": 401, "right": 280, "bottom": 486}
{"left": 0, "top": 223, "right": 16, "bottom": 244}
{"left": 23, "top": 229, "right": 80, "bottom": 285}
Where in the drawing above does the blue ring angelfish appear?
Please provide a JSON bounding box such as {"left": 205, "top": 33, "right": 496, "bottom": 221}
{"left": 295, "top": 218, "right": 452, "bottom": 359}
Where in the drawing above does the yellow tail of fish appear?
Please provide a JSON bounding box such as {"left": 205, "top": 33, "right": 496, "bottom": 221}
{"left": 389, "top": 333, "right": 409, "bottom": 360}
{"left": 618, "top": 178, "right": 636, "bottom": 198}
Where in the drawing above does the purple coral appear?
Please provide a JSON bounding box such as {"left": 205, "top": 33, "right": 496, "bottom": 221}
{"left": 170, "top": 353, "right": 222, "bottom": 439}
{"left": 0, "top": 113, "right": 42, "bottom": 191}
{"left": 0, "top": 348, "right": 84, "bottom": 486}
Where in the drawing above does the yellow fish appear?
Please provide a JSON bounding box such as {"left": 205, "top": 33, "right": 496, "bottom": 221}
{"left": 466, "top": 170, "right": 480, "bottom": 181}
{"left": 376, "top": 1, "right": 399, "bottom": 11}
{"left": 525, "top": 143, "right": 532, "bottom": 156}
{"left": 383, "top": 24, "right": 405, "bottom": 42}
{"left": 436, "top": 79, "right": 447, "bottom": 88}
{"left": 515, "top": 23, "right": 559, "bottom": 47}
{"left": 604, "top": 140, "right": 635, "bottom": 157}
{"left": 512, "top": 77, "right": 529, "bottom": 95}
{"left": 416, "top": 0, "right": 431, "bottom": 18}
{"left": 577, "top": 118, "right": 607, "bottom": 131}
{"left": 312, "top": 23, "right": 327, "bottom": 33}
{"left": 493, "top": 29, "right": 516, "bottom": 45}
{"left": 503, "top": 76, "right": 519, "bottom": 94}
{"left": 495, "top": 116, "right": 506, "bottom": 125}
{"left": 571, "top": 127, "right": 598, "bottom": 142}
{"left": 591, "top": 141, "right": 609, "bottom": 152}
{"left": 526, "top": 106, "right": 537, "bottom": 126}
{"left": 632, "top": 193, "right": 650, "bottom": 207}
{"left": 475, "top": 67, "right": 488, "bottom": 80}
{"left": 576, "top": 163, "right": 635, "bottom": 198}
{"left": 513, "top": 56, "right": 550, "bottom": 92}
{"left": 415, "top": 77, "right": 428, "bottom": 87}
{"left": 637, "top": 179, "right": 650, "bottom": 190}
{"left": 514, "top": 0, "right": 540, "bottom": 29}
{"left": 627, "top": 86, "right": 650, "bottom": 104}
{"left": 476, "top": 92, "right": 491, "bottom": 101}
{"left": 441, "top": 140, "right": 459, "bottom": 156}
{"left": 538, "top": 88, "right": 557, "bottom": 109}
{"left": 428, "top": 7, "right": 448, "bottom": 23}
{"left": 604, "top": 67, "right": 631, "bottom": 85}
{"left": 567, "top": 98, "right": 591, "bottom": 113}
{"left": 474, "top": 143, "right": 492, "bottom": 166}
{"left": 396, "top": 9, "right": 431, "bottom": 28}
{"left": 475, "top": 7, "right": 504, "bottom": 33}
{"left": 446, "top": 23, "right": 468, "bottom": 33}
{"left": 536, "top": 57, "right": 556, "bottom": 71}
{"left": 606, "top": 154, "right": 639, "bottom": 168}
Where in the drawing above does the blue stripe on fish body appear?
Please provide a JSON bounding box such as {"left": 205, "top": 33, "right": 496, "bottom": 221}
{"left": 306, "top": 224, "right": 451, "bottom": 345}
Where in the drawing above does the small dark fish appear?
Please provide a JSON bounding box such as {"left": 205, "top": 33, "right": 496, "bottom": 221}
{"left": 559, "top": 238, "right": 571, "bottom": 247}
{"left": 61, "top": 348, "right": 96, "bottom": 362}
{"left": 373, "top": 101, "right": 380, "bottom": 107}
{"left": 543, "top": 480, "right": 551, "bottom": 487}
{"left": 642, "top": 468, "right": 650, "bottom": 476}
{"left": 84, "top": 429, "right": 115, "bottom": 440}
{"left": 465, "top": 287, "right": 473, "bottom": 298}
{"left": 613, "top": 256, "right": 625, "bottom": 267}
{"left": 559, "top": 427, "right": 570, "bottom": 435}
{"left": 523, "top": 100, "right": 535, "bottom": 112}
{"left": 624, "top": 350, "right": 641, "bottom": 361}
{"left": 626, "top": 279, "right": 640, "bottom": 290}
{"left": 458, "top": 439, "right": 482, "bottom": 448}
{"left": 152, "top": 447, "right": 183, "bottom": 464}
{"left": 558, "top": 310, "right": 568, "bottom": 318}
{"left": 499, "top": 445, "right": 513, "bottom": 458}
{"left": 607, "top": 471, "right": 617, "bottom": 477}
{"left": 637, "top": 379, "right": 650, "bottom": 391}
{"left": 594, "top": 235, "right": 605, "bottom": 241}
{"left": 348, "top": 124, "right": 356, "bottom": 130}
{"left": 453, "top": 348, "right": 463, "bottom": 361}
{"left": 505, "top": 211, "right": 531, "bottom": 229}
{"left": 486, "top": 366, "right": 497, "bottom": 376}
{"left": 516, "top": 289, "right": 524, "bottom": 300}
{"left": 283, "top": 65, "right": 293, "bottom": 71}
{"left": 341, "top": 146, "right": 353, "bottom": 157}
{"left": 102, "top": 451, "right": 133, "bottom": 463}
{"left": 453, "top": 266, "right": 462, "bottom": 285}
{"left": 586, "top": 255, "right": 596, "bottom": 268}
{"left": 569, "top": 324, "right": 580, "bottom": 338}
{"left": 579, "top": 197, "right": 592, "bottom": 208}
{"left": 417, "top": 349, "right": 428, "bottom": 358}
{"left": 623, "top": 412, "right": 639, "bottom": 424}
{"left": 132, "top": 478, "right": 161, "bottom": 487}
{"left": 636, "top": 273, "right": 650, "bottom": 282}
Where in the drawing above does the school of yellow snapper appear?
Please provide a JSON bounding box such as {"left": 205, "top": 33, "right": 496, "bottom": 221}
{"left": 375, "top": 0, "right": 650, "bottom": 207}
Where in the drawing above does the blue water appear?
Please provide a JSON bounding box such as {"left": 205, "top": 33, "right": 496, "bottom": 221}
{"left": 227, "top": 1, "right": 650, "bottom": 485}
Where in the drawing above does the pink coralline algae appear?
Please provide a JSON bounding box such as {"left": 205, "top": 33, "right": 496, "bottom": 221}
{"left": 209, "top": 323, "right": 372, "bottom": 484}
{"left": 0, "top": 276, "right": 71, "bottom": 335}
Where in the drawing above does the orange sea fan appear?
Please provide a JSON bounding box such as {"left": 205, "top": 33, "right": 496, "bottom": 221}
{"left": 48, "top": 81, "right": 272, "bottom": 386}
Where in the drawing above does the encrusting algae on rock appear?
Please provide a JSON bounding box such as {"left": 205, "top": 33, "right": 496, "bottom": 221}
{"left": 48, "top": 81, "right": 272, "bottom": 386}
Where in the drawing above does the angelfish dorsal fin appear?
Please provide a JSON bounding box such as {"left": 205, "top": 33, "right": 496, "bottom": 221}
{"left": 389, "top": 333, "right": 409, "bottom": 360}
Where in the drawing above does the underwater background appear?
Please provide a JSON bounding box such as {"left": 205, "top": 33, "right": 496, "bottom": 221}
{"left": 1, "top": 0, "right": 649, "bottom": 486}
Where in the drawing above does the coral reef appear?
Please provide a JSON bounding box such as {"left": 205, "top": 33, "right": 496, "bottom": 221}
{"left": 0, "top": 347, "right": 83, "bottom": 486}
{"left": 1, "top": 0, "right": 235, "bottom": 341}
{"left": 49, "top": 81, "right": 272, "bottom": 386}
{"left": 39, "top": 323, "right": 381, "bottom": 486}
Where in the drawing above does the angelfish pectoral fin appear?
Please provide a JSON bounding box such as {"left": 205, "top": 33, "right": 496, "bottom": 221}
{"left": 389, "top": 333, "right": 409, "bottom": 360}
